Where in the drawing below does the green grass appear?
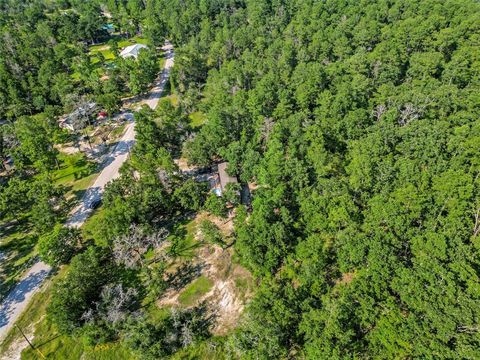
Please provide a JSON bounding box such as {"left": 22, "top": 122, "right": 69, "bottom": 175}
{"left": 89, "top": 46, "right": 115, "bottom": 62}
{"left": 171, "top": 338, "right": 228, "bottom": 360}
{"left": 108, "top": 123, "right": 127, "bottom": 141}
{"left": 178, "top": 276, "right": 213, "bottom": 307}
{"left": 52, "top": 153, "right": 98, "bottom": 200}
{"left": 130, "top": 36, "right": 150, "bottom": 45}
{"left": 81, "top": 207, "right": 107, "bottom": 246}
{"left": 167, "top": 218, "right": 199, "bottom": 259}
{"left": 189, "top": 111, "right": 207, "bottom": 128}
{"left": 159, "top": 56, "right": 166, "bottom": 70}
{"left": 52, "top": 153, "right": 95, "bottom": 186}
{"left": 117, "top": 36, "right": 149, "bottom": 49}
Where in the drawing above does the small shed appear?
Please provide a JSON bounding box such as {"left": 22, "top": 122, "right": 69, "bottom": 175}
{"left": 218, "top": 162, "right": 238, "bottom": 193}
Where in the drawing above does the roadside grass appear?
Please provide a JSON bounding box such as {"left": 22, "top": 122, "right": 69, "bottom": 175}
{"left": 107, "top": 122, "right": 127, "bottom": 141}
{"left": 178, "top": 275, "right": 213, "bottom": 307}
{"left": 159, "top": 55, "right": 166, "bottom": 70}
{"left": 81, "top": 206, "right": 107, "bottom": 246}
{"left": 189, "top": 111, "right": 207, "bottom": 128}
{"left": 0, "top": 267, "right": 65, "bottom": 356}
{"left": 0, "top": 267, "right": 134, "bottom": 360}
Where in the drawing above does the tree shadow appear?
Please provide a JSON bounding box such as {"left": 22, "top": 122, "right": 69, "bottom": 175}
{"left": 0, "top": 266, "right": 50, "bottom": 327}
{"left": 166, "top": 262, "right": 205, "bottom": 291}
{"left": 188, "top": 300, "right": 217, "bottom": 337}
{"left": 0, "top": 236, "right": 38, "bottom": 300}
{"left": 0, "top": 218, "right": 31, "bottom": 241}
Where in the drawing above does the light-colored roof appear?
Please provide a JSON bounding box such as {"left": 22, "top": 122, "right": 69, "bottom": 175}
{"left": 218, "top": 162, "right": 238, "bottom": 190}
{"left": 120, "top": 44, "right": 148, "bottom": 59}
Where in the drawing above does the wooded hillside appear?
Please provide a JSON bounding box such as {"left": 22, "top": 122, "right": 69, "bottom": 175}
{"left": 155, "top": 0, "right": 480, "bottom": 358}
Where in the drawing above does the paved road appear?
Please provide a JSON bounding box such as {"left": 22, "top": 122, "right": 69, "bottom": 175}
{"left": 0, "top": 41, "right": 174, "bottom": 350}
{"left": 66, "top": 121, "right": 135, "bottom": 228}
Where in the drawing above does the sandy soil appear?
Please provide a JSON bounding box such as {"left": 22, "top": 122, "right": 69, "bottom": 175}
{"left": 158, "top": 214, "right": 253, "bottom": 336}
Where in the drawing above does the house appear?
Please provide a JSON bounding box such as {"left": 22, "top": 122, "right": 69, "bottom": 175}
{"left": 58, "top": 102, "right": 98, "bottom": 132}
{"left": 119, "top": 44, "right": 148, "bottom": 59}
{"left": 217, "top": 162, "right": 238, "bottom": 196}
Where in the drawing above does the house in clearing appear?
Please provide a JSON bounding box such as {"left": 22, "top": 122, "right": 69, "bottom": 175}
{"left": 58, "top": 102, "right": 98, "bottom": 132}
{"left": 120, "top": 44, "right": 148, "bottom": 59}
{"left": 191, "top": 162, "right": 239, "bottom": 198}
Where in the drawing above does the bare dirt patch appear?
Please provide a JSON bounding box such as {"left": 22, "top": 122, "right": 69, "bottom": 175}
{"left": 335, "top": 271, "right": 356, "bottom": 286}
{"left": 157, "top": 214, "right": 253, "bottom": 336}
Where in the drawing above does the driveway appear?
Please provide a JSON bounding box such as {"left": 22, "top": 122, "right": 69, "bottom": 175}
{"left": 0, "top": 41, "right": 175, "bottom": 350}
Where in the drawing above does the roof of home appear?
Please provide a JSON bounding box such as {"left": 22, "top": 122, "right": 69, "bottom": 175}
{"left": 218, "top": 162, "right": 238, "bottom": 190}
{"left": 119, "top": 44, "right": 148, "bottom": 59}
{"left": 58, "top": 102, "right": 97, "bottom": 130}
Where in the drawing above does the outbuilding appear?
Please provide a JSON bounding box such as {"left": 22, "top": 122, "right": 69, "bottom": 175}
{"left": 119, "top": 44, "right": 148, "bottom": 59}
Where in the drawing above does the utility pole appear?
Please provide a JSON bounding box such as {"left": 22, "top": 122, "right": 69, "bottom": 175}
{"left": 15, "top": 324, "right": 46, "bottom": 359}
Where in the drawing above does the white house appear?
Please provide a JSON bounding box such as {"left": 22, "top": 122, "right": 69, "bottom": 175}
{"left": 119, "top": 44, "right": 148, "bottom": 59}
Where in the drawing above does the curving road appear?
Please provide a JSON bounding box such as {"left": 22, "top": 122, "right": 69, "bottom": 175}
{"left": 0, "top": 41, "right": 174, "bottom": 351}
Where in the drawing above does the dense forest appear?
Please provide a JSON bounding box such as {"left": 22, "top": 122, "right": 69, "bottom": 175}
{"left": 1, "top": 0, "right": 480, "bottom": 359}
{"left": 160, "top": 0, "right": 480, "bottom": 358}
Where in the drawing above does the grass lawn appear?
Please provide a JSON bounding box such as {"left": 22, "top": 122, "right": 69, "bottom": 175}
{"left": 131, "top": 36, "right": 150, "bottom": 45}
{"left": 118, "top": 36, "right": 150, "bottom": 48}
{"left": 178, "top": 276, "right": 213, "bottom": 307}
{"left": 52, "top": 153, "right": 98, "bottom": 200}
